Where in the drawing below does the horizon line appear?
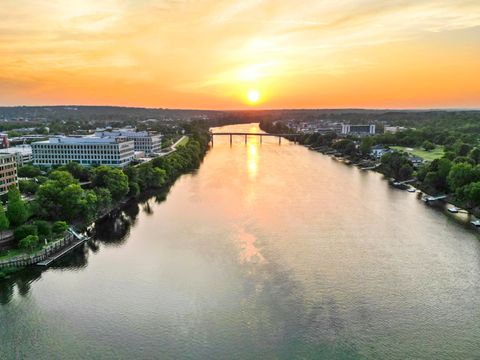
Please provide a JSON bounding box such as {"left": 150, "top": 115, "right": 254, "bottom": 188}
{"left": 1, "top": 104, "right": 480, "bottom": 112}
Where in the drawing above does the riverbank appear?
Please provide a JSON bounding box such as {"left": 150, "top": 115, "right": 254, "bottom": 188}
{"left": 0, "top": 129, "right": 209, "bottom": 277}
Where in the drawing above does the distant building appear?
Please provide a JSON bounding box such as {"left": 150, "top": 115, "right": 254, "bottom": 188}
{"left": 384, "top": 126, "right": 407, "bottom": 134}
{"left": 95, "top": 128, "right": 162, "bottom": 155}
{"left": 408, "top": 155, "right": 424, "bottom": 168}
{"left": 32, "top": 137, "right": 135, "bottom": 167}
{"left": 0, "top": 134, "right": 9, "bottom": 149}
{"left": 341, "top": 124, "right": 376, "bottom": 136}
{"left": 0, "top": 145, "right": 33, "bottom": 166}
{"left": 370, "top": 145, "right": 391, "bottom": 159}
{"left": 0, "top": 153, "right": 18, "bottom": 194}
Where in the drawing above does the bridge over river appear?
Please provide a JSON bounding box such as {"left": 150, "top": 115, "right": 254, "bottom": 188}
{"left": 210, "top": 131, "right": 298, "bottom": 145}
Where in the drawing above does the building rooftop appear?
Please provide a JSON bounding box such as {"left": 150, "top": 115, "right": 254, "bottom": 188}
{"left": 33, "top": 136, "right": 131, "bottom": 145}
{"left": 0, "top": 144, "right": 32, "bottom": 154}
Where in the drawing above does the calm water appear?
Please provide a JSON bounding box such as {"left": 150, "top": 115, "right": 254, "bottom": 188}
{"left": 1, "top": 123, "right": 480, "bottom": 359}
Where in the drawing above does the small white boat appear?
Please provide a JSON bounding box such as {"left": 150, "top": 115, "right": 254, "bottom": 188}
{"left": 470, "top": 219, "right": 480, "bottom": 227}
{"left": 447, "top": 206, "right": 459, "bottom": 213}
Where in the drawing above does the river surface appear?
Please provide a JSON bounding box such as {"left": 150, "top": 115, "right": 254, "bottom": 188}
{"left": 1, "top": 123, "right": 480, "bottom": 359}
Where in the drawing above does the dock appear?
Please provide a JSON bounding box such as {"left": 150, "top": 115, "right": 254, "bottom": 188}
{"left": 423, "top": 194, "right": 447, "bottom": 202}
{"left": 37, "top": 228, "right": 89, "bottom": 267}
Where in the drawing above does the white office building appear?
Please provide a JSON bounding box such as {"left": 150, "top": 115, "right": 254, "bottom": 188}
{"left": 0, "top": 145, "right": 33, "bottom": 166}
{"left": 95, "top": 129, "right": 162, "bottom": 155}
{"left": 341, "top": 124, "right": 376, "bottom": 136}
{"left": 32, "top": 137, "right": 135, "bottom": 167}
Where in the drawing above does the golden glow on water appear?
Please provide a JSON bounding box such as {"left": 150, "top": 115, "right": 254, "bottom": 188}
{"left": 247, "top": 143, "right": 258, "bottom": 180}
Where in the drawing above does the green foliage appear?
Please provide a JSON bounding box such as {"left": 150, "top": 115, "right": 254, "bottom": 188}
{"left": 333, "top": 139, "right": 357, "bottom": 156}
{"left": 49, "top": 170, "right": 77, "bottom": 187}
{"left": 420, "top": 158, "right": 452, "bottom": 193}
{"left": 34, "top": 220, "right": 51, "bottom": 238}
{"left": 14, "top": 224, "right": 37, "bottom": 242}
{"left": 57, "top": 162, "right": 91, "bottom": 182}
{"left": 460, "top": 182, "right": 480, "bottom": 205}
{"left": 52, "top": 221, "right": 68, "bottom": 234}
{"left": 94, "top": 188, "right": 112, "bottom": 215}
{"left": 359, "top": 137, "right": 374, "bottom": 155}
{"left": 90, "top": 166, "right": 129, "bottom": 200}
{"left": 0, "top": 205, "right": 10, "bottom": 237}
{"left": 422, "top": 140, "right": 435, "bottom": 151}
{"left": 19, "top": 179, "right": 39, "bottom": 195}
{"left": 380, "top": 152, "right": 414, "bottom": 180}
{"left": 469, "top": 148, "right": 480, "bottom": 164}
{"left": 138, "top": 165, "right": 166, "bottom": 190}
{"left": 18, "top": 235, "right": 39, "bottom": 252}
{"left": 6, "top": 187, "right": 29, "bottom": 227}
{"left": 35, "top": 170, "right": 97, "bottom": 221}
{"left": 447, "top": 163, "right": 480, "bottom": 192}
{"left": 17, "top": 165, "right": 42, "bottom": 178}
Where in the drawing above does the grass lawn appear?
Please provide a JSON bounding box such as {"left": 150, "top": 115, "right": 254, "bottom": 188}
{"left": 0, "top": 248, "right": 25, "bottom": 260}
{"left": 390, "top": 146, "right": 444, "bottom": 162}
{"left": 176, "top": 136, "right": 189, "bottom": 147}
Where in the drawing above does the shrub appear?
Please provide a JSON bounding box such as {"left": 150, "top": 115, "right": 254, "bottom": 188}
{"left": 14, "top": 224, "right": 37, "bottom": 242}
{"left": 35, "top": 220, "right": 51, "bottom": 238}
{"left": 18, "top": 235, "right": 39, "bottom": 252}
{"left": 52, "top": 221, "right": 68, "bottom": 234}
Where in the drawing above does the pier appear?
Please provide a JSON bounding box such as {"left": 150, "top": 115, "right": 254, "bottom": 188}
{"left": 37, "top": 228, "right": 89, "bottom": 267}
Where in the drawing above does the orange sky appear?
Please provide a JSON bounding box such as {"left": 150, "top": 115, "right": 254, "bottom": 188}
{"left": 0, "top": 0, "right": 479, "bottom": 109}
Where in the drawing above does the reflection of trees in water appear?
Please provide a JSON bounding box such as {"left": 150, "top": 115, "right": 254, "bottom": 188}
{"left": 94, "top": 211, "right": 133, "bottom": 246}
{"left": 0, "top": 267, "right": 42, "bottom": 304}
{"left": 0, "top": 189, "right": 171, "bottom": 304}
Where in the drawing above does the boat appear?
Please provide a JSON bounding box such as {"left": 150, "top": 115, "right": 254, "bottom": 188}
{"left": 447, "top": 206, "right": 459, "bottom": 213}
{"left": 407, "top": 187, "right": 416, "bottom": 193}
{"left": 470, "top": 219, "right": 480, "bottom": 227}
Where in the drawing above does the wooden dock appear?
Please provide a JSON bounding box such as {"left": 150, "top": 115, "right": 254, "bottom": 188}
{"left": 37, "top": 229, "right": 89, "bottom": 267}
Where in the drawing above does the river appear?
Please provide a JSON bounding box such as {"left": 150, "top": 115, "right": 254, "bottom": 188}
{"left": 1, "top": 123, "right": 480, "bottom": 359}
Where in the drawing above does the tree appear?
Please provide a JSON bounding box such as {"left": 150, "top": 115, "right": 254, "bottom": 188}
{"left": 422, "top": 140, "right": 435, "bottom": 151}
{"left": 34, "top": 220, "right": 51, "bottom": 239}
{"left": 359, "top": 137, "right": 374, "bottom": 156}
{"left": 19, "top": 180, "right": 39, "bottom": 195}
{"left": 14, "top": 224, "right": 37, "bottom": 242}
{"left": 398, "top": 164, "right": 414, "bottom": 181}
{"left": 470, "top": 148, "right": 480, "bottom": 164}
{"left": 18, "top": 235, "right": 39, "bottom": 252}
{"left": 49, "top": 170, "right": 77, "bottom": 187}
{"left": 17, "top": 165, "right": 42, "bottom": 178}
{"left": 447, "top": 163, "right": 479, "bottom": 192}
{"left": 0, "top": 205, "right": 9, "bottom": 240}
{"left": 462, "top": 181, "right": 480, "bottom": 206}
{"left": 94, "top": 188, "right": 112, "bottom": 215}
{"left": 6, "top": 187, "right": 29, "bottom": 227}
{"left": 52, "top": 221, "right": 68, "bottom": 234}
{"left": 58, "top": 162, "right": 91, "bottom": 182}
{"left": 138, "top": 165, "right": 167, "bottom": 190}
{"left": 90, "top": 166, "right": 129, "bottom": 201}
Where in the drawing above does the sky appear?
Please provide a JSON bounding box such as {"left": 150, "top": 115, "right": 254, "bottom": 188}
{"left": 0, "top": 0, "right": 479, "bottom": 109}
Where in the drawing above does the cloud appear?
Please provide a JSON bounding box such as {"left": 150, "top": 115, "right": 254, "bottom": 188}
{"left": 0, "top": 0, "right": 479, "bottom": 107}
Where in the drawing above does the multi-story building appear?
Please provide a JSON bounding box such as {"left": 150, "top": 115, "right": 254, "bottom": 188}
{"left": 341, "top": 124, "right": 376, "bottom": 136}
{"left": 0, "top": 145, "right": 33, "bottom": 166}
{"left": 32, "top": 137, "right": 135, "bottom": 167}
{"left": 95, "top": 129, "right": 162, "bottom": 155}
{"left": 0, "top": 154, "right": 18, "bottom": 194}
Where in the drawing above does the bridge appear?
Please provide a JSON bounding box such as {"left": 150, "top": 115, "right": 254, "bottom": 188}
{"left": 210, "top": 132, "right": 298, "bottom": 145}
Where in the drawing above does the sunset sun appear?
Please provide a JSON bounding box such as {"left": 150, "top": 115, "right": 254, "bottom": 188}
{"left": 247, "top": 89, "right": 260, "bottom": 104}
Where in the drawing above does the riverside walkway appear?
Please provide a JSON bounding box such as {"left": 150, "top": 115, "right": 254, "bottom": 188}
{"left": 37, "top": 228, "right": 89, "bottom": 267}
